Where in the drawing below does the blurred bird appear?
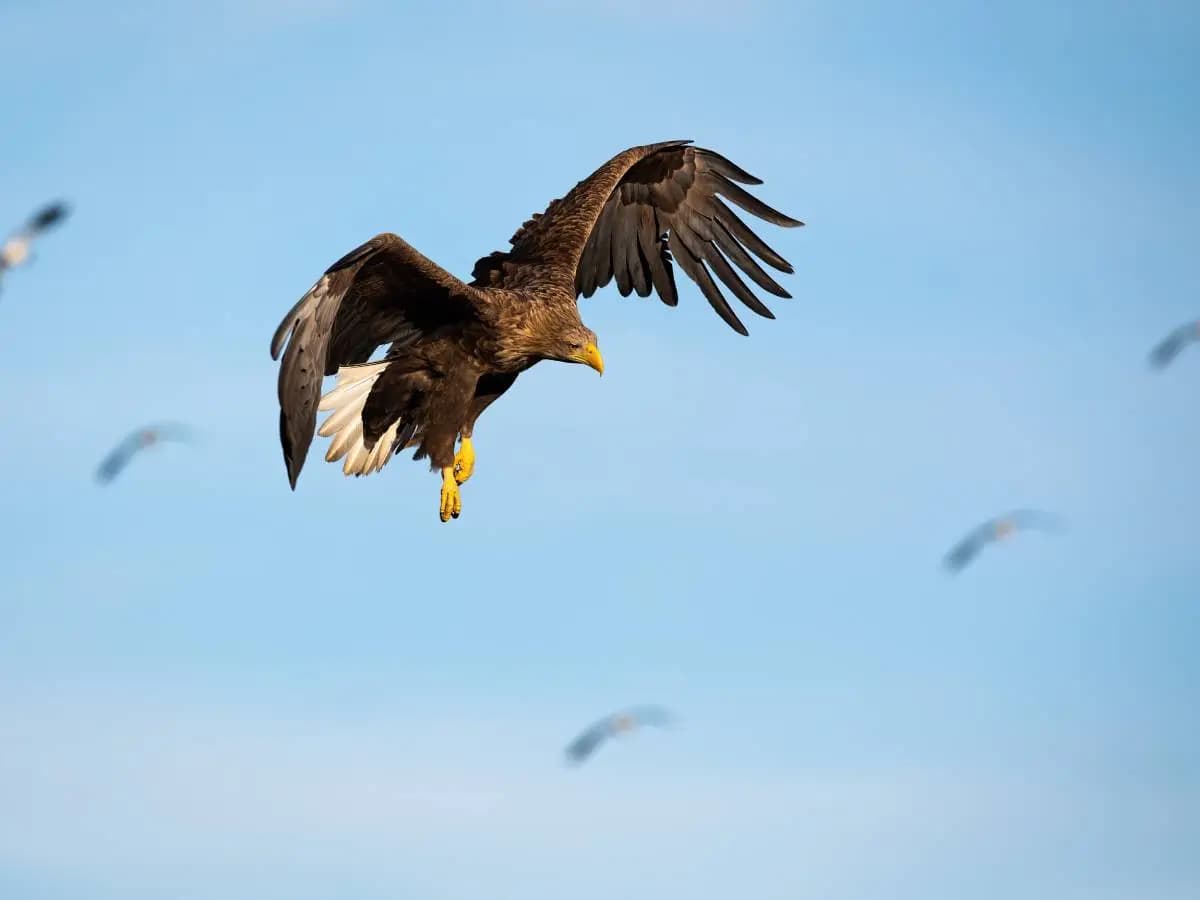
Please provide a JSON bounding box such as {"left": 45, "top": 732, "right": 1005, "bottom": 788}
{"left": 564, "top": 705, "right": 673, "bottom": 765}
{"left": 0, "top": 202, "right": 70, "bottom": 289}
{"left": 95, "top": 423, "right": 196, "bottom": 484}
{"left": 943, "top": 509, "right": 1063, "bottom": 573}
{"left": 1148, "top": 320, "right": 1200, "bottom": 370}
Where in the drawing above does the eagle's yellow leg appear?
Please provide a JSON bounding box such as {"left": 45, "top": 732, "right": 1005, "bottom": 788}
{"left": 439, "top": 467, "right": 462, "bottom": 522}
{"left": 453, "top": 436, "right": 475, "bottom": 485}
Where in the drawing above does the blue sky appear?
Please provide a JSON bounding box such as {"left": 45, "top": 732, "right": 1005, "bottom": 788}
{"left": 1, "top": 1, "right": 1197, "bottom": 898}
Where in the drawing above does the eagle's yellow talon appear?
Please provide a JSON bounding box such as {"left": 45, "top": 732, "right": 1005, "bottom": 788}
{"left": 439, "top": 467, "right": 461, "bottom": 522}
{"left": 453, "top": 436, "right": 475, "bottom": 485}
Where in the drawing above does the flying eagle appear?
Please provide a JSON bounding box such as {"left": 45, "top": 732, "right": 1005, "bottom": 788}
{"left": 95, "top": 423, "right": 195, "bottom": 484}
{"left": 270, "top": 140, "right": 802, "bottom": 521}
{"left": 943, "top": 509, "right": 1063, "bottom": 573}
{"left": 1148, "top": 320, "right": 1200, "bottom": 370}
{"left": 564, "top": 705, "right": 673, "bottom": 765}
{"left": 0, "top": 201, "right": 69, "bottom": 291}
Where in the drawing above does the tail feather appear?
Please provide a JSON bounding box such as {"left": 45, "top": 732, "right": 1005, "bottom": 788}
{"left": 362, "top": 419, "right": 401, "bottom": 474}
{"left": 343, "top": 438, "right": 372, "bottom": 475}
{"left": 317, "top": 361, "right": 409, "bottom": 478}
{"left": 318, "top": 384, "right": 374, "bottom": 436}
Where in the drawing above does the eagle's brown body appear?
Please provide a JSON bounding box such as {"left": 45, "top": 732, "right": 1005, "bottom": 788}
{"left": 270, "top": 140, "right": 802, "bottom": 520}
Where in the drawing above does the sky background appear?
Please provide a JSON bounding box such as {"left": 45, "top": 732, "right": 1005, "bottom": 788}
{"left": 1, "top": 1, "right": 1198, "bottom": 898}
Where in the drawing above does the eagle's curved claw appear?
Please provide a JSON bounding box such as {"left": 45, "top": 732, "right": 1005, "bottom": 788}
{"left": 439, "top": 467, "right": 462, "bottom": 522}
{"left": 453, "top": 437, "right": 475, "bottom": 485}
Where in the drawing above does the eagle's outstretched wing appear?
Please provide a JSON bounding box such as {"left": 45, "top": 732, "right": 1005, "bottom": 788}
{"left": 474, "top": 142, "right": 803, "bottom": 335}
{"left": 270, "top": 233, "right": 483, "bottom": 488}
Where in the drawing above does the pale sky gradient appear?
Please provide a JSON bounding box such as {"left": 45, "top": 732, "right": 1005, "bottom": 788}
{"left": 1, "top": 2, "right": 1198, "bottom": 899}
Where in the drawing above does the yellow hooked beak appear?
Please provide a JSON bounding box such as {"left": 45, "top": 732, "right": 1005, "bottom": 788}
{"left": 574, "top": 342, "right": 604, "bottom": 375}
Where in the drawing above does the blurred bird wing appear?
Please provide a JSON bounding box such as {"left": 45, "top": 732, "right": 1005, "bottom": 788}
{"left": 149, "top": 422, "right": 199, "bottom": 444}
{"left": 1148, "top": 323, "right": 1197, "bottom": 369}
{"left": 565, "top": 719, "right": 612, "bottom": 763}
{"left": 95, "top": 432, "right": 142, "bottom": 483}
{"left": 1006, "top": 509, "right": 1064, "bottom": 533}
{"left": 628, "top": 705, "right": 673, "bottom": 728}
{"left": 943, "top": 532, "right": 983, "bottom": 571}
{"left": 25, "top": 201, "right": 69, "bottom": 235}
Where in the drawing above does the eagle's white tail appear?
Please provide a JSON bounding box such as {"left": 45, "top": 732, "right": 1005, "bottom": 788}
{"left": 317, "top": 362, "right": 414, "bottom": 477}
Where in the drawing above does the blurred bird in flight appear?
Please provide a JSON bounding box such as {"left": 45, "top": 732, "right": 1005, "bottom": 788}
{"left": 0, "top": 201, "right": 69, "bottom": 292}
{"left": 95, "top": 424, "right": 196, "bottom": 484}
{"left": 271, "top": 139, "right": 802, "bottom": 522}
{"left": 564, "top": 705, "right": 673, "bottom": 765}
{"left": 943, "top": 509, "right": 1063, "bottom": 573}
{"left": 1147, "top": 320, "right": 1200, "bottom": 370}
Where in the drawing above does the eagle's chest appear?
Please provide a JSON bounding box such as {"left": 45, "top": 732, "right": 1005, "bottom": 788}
{"left": 465, "top": 312, "right": 544, "bottom": 374}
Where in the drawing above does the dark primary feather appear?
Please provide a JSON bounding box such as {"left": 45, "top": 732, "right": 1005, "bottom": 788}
{"left": 1148, "top": 321, "right": 1199, "bottom": 369}
{"left": 600, "top": 145, "right": 802, "bottom": 333}
{"left": 493, "top": 143, "right": 803, "bottom": 335}
{"left": 271, "top": 233, "right": 483, "bottom": 488}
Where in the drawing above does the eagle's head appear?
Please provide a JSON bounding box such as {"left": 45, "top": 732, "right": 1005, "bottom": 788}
{"left": 557, "top": 323, "right": 604, "bottom": 375}
{"left": 518, "top": 303, "right": 604, "bottom": 374}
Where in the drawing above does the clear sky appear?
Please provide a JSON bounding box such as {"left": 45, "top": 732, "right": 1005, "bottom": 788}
{"left": 1, "top": 1, "right": 1197, "bottom": 898}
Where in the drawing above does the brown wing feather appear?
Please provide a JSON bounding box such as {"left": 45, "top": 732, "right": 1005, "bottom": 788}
{"left": 271, "top": 233, "right": 481, "bottom": 488}
{"left": 471, "top": 140, "right": 693, "bottom": 288}
{"left": 475, "top": 143, "right": 801, "bottom": 334}
{"left": 576, "top": 145, "right": 803, "bottom": 334}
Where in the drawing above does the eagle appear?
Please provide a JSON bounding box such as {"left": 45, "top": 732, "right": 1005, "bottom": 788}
{"left": 270, "top": 140, "right": 802, "bottom": 521}
{"left": 943, "top": 509, "right": 1063, "bottom": 573}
